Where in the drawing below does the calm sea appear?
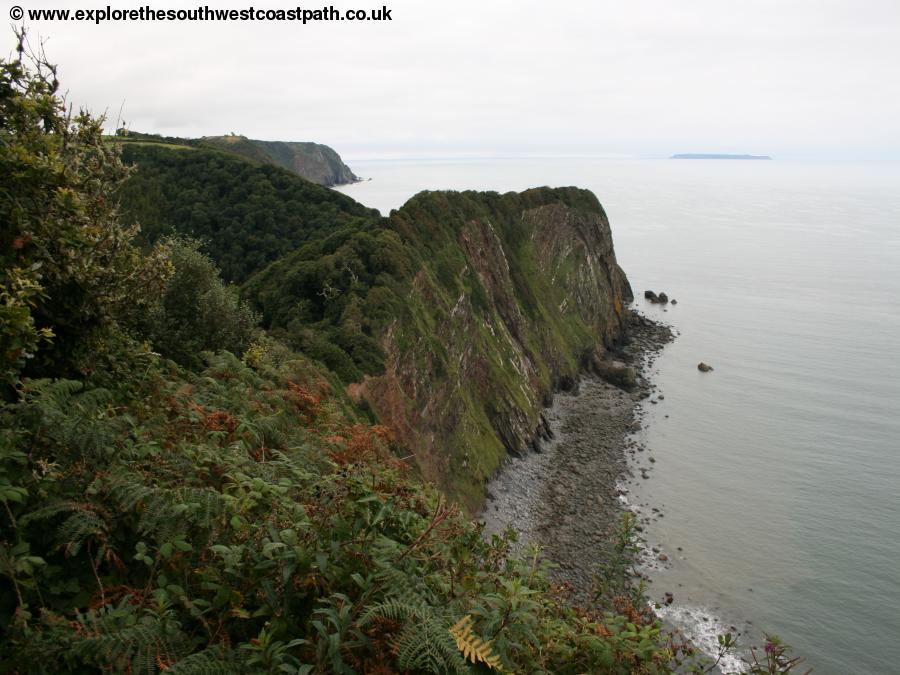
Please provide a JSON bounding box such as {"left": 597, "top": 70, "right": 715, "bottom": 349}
{"left": 335, "top": 157, "right": 900, "bottom": 674}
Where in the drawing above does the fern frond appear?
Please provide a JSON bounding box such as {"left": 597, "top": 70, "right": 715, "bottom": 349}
{"left": 23, "top": 379, "right": 120, "bottom": 459}
{"left": 20, "top": 499, "right": 101, "bottom": 525}
{"left": 359, "top": 597, "right": 429, "bottom": 626}
{"left": 106, "top": 472, "right": 227, "bottom": 544}
{"left": 18, "top": 500, "right": 110, "bottom": 556}
{"left": 449, "top": 615, "right": 505, "bottom": 672}
{"left": 374, "top": 563, "right": 437, "bottom": 606}
{"left": 362, "top": 594, "right": 471, "bottom": 674}
{"left": 179, "top": 487, "right": 229, "bottom": 527}
{"left": 107, "top": 472, "right": 157, "bottom": 514}
{"left": 166, "top": 645, "right": 241, "bottom": 674}
{"left": 58, "top": 509, "right": 109, "bottom": 556}
{"left": 23, "top": 378, "right": 85, "bottom": 401}
{"left": 73, "top": 609, "right": 189, "bottom": 673}
{"left": 395, "top": 613, "right": 469, "bottom": 674}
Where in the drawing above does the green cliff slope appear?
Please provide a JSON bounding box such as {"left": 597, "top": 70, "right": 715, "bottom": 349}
{"left": 366, "top": 189, "right": 632, "bottom": 508}
{"left": 247, "top": 188, "right": 633, "bottom": 509}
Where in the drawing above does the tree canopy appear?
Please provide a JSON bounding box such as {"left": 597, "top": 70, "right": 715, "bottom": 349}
{"left": 117, "top": 142, "right": 378, "bottom": 283}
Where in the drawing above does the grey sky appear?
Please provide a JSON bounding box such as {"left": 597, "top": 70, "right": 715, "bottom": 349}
{"left": 12, "top": 0, "right": 900, "bottom": 159}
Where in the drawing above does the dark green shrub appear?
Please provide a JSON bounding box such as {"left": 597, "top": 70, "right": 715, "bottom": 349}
{"left": 137, "top": 238, "right": 259, "bottom": 369}
{"left": 0, "top": 32, "right": 169, "bottom": 386}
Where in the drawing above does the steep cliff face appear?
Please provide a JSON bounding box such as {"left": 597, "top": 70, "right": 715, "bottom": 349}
{"left": 201, "top": 135, "right": 359, "bottom": 186}
{"left": 352, "top": 187, "right": 632, "bottom": 509}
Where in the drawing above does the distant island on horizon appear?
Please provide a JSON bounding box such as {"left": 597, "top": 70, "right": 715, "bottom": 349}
{"left": 671, "top": 153, "right": 772, "bottom": 160}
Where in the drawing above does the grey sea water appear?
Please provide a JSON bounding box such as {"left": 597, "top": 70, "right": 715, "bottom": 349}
{"left": 335, "top": 157, "right": 900, "bottom": 674}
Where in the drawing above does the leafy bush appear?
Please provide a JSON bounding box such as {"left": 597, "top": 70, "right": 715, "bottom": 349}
{"left": 136, "top": 238, "right": 260, "bottom": 369}
{"left": 0, "top": 32, "right": 170, "bottom": 387}
{"left": 244, "top": 227, "right": 413, "bottom": 380}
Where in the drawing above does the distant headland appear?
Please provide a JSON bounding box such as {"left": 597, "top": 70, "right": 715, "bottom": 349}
{"left": 671, "top": 153, "right": 772, "bottom": 160}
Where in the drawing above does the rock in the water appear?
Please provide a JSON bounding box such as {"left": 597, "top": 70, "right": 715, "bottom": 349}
{"left": 697, "top": 362, "right": 714, "bottom": 372}
{"left": 644, "top": 290, "right": 669, "bottom": 304}
{"left": 671, "top": 299, "right": 678, "bottom": 305}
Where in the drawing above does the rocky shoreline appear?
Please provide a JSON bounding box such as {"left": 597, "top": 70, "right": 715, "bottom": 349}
{"left": 480, "top": 310, "right": 675, "bottom": 602}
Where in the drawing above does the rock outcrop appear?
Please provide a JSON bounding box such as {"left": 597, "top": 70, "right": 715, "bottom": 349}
{"left": 592, "top": 358, "right": 637, "bottom": 389}
{"left": 353, "top": 187, "right": 633, "bottom": 509}
{"left": 644, "top": 289, "right": 669, "bottom": 304}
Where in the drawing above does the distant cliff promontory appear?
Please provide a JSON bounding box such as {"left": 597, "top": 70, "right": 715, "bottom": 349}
{"left": 202, "top": 135, "right": 360, "bottom": 186}
{"left": 113, "top": 129, "right": 360, "bottom": 186}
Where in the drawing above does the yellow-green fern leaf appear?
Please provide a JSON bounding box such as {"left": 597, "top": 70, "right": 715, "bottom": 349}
{"left": 449, "top": 615, "right": 505, "bottom": 672}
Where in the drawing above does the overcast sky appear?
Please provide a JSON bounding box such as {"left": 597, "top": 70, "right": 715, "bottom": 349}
{"left": 11, "top": 0, "right": 900, "bottom": 159}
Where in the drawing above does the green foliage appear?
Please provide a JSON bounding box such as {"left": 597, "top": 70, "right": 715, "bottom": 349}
{"left": 0, "top": 351, "right": 666, "bottom": 673}
{"left": 746, "top": 636, "right": 810, "bottom": 674}
{"left": 134, "top": 238, "right": 260, "bottom": 369}
{"left": 0, "top": 32, "right": 171, "bottom": 387}
{"left": 244, "top": 226, "right": 413, "bottom": 380}
{"left": 593, "top": 512, "right": 644, "bottom": 607}
{"left": 116, "top": 142, "right": 378, "bottom": 283}
{"left": 114, "top": 135, "right": 398, "bottom": 382}
{"left": 1, "top": 344, "right": 722, "bottom": 674}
